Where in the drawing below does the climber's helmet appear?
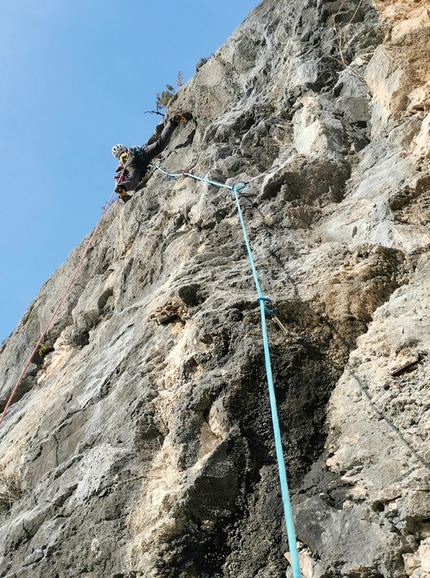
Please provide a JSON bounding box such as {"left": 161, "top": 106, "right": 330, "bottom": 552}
{"left": 112, "top": 144, "right": 128, "bottom": 160}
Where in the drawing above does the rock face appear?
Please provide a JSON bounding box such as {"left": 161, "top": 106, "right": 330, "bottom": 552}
{"left": 1, "top": 0, "right": 430, "bottom": 576}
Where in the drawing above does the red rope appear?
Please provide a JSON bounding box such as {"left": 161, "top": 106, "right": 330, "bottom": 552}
{"left": 0, "top": 185, "right": 119, "bottom": 428}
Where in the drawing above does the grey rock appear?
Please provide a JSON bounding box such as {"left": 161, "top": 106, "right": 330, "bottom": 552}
{"left": 1, "top": 0, "right": 430, "bottom": 577}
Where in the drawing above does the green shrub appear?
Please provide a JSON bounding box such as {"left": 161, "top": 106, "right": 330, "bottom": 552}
{"left": 155, "top": 71, "right": 185, "bottom": 113}
{"left": 38, "top": 343, "right": 53, "bottom": 360}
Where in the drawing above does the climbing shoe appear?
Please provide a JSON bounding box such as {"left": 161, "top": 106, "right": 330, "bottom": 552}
{"left": 172, "top": 112, "right": 193, "bottom": 124}
{"left": 115, "top": 185, "right": 131, "bottom": 202}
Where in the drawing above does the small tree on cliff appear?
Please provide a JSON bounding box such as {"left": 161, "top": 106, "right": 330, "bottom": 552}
{"left": 155, "top": 84, "right": 175, "bottom": 113}
{"left": 155, "top": 72, "right": 184, "bottom": 114}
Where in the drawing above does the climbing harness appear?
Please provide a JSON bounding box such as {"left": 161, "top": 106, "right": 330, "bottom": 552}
{"left": 153, "top": 163, "right": 302, "bottom": 578}
{"left": 0, "top": 174, "right": 123, "bottom": 428}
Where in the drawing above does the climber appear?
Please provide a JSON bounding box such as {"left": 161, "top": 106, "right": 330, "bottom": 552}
{"left": 112, "top": 113, "right": 193, "bottom": 201}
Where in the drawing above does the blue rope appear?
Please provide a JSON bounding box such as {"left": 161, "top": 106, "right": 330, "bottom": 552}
{"left": 154, "top": 165, "right": 302, "bottom": 578}
{"left": 231, "top": 183, "right": 301, "bottom": 578}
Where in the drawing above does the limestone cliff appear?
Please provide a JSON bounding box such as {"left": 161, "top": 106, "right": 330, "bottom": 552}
{"left": 0, "top": 0, "right": 430, "bottom": 576}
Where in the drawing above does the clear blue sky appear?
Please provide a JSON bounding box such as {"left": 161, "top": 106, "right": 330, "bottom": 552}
{"left": 0, "top": 0, "right": 259, "bottom": 342}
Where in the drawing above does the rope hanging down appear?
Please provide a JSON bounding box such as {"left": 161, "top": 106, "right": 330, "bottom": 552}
{"left": 154, "top": 163, "right": 302, "bottom": 578}
{"left": 0, "top": 188, "right": 118, "bottom": 428}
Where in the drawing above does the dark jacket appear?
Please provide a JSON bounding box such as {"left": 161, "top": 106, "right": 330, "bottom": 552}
{"left": 119, "top": 120, "right": 178, "bottom": 192}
